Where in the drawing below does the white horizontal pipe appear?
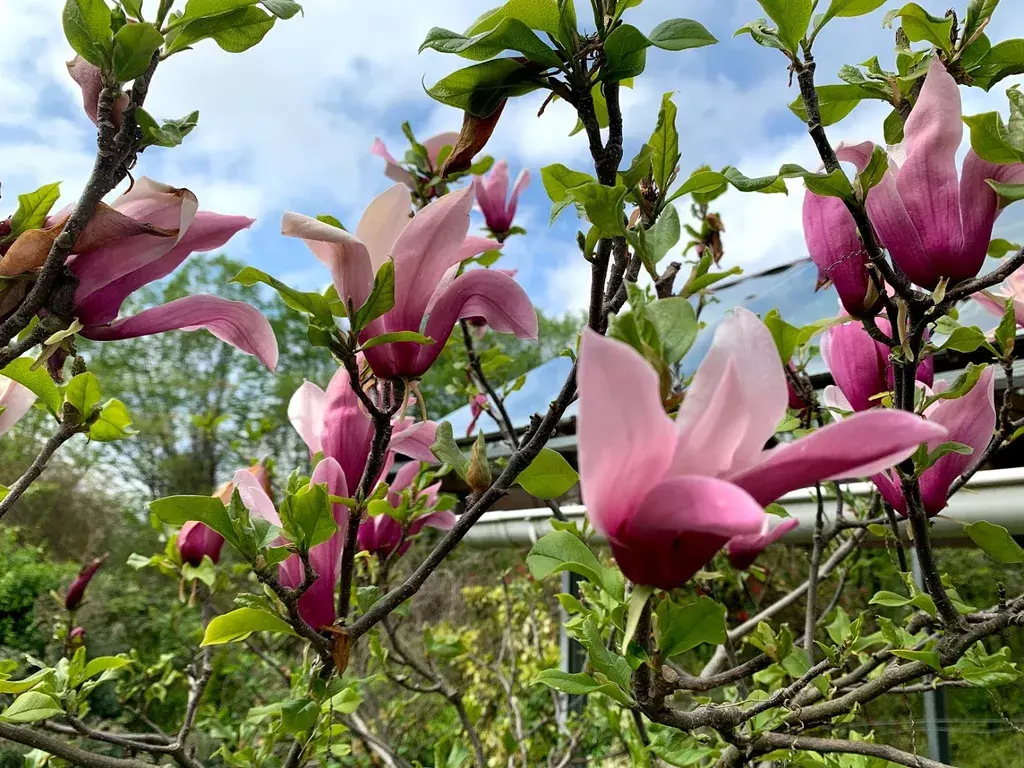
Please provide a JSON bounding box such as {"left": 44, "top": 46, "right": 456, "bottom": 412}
{"left": 461, "top": 468, "right": 1024, "bottom": 547}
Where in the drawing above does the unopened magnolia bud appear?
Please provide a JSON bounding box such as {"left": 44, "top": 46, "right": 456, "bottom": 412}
{"left": 69, "top": 626, "right": 86, "bottom": 647}
{"left": 466, "top": 432, "right": 491, "bottom": 493}
{"left": 64, "top": 555, "right": 107, "bottom": 611}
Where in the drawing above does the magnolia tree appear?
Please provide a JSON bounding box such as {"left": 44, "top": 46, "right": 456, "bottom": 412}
{"left": 3, "top": 0, "right": 1024, "bottom": 766}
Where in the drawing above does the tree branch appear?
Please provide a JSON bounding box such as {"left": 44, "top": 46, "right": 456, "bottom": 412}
{"left": 0, "top": 722, "right": 157, "bottom": 768}
{"left": 752, "top": 733, "right": 954, "bottom": 768}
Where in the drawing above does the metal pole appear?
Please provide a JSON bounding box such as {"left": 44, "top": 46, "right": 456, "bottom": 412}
{"left": 559, "top": 570, "right": 587, "bottom": 721}
{"left": 910, "top": 549, "right": 953, "bottom": 763}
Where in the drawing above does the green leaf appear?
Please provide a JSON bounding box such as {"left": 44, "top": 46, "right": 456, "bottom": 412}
{"left": 63, "top": 0, "right": 113, "bottom": 68}
{"left": 352, "top": 261, "right": 396, "bottom": 332}
{"left": 65, "top": 372, "right": 102, "bottom": 417}
{"left": 533, "top": 669, "right": 635, "bottom": 706}
{"left": 566, "top": 616, "right": 631, "bottom": 689}
{"left": 0, "top": 670, "right": 53, "bottom": 696}
{"left": 789, "top": 84, "right": 873, "bottom": 127}
{"left": 884, "top": 108, "right": 906, "bottom": 144}
{"left": 526, "top": 530, "right": 624, "bottom": 599}
{"left": 621, "top": 585, "right": 654, "bottom": 654}
{"left": 112, "top": 22, "right": 164, "bottom": 81}
{"left": 642, "top": 204, "right": 681, "bottom": 266}
{"left": 826, "top": 607, "right": 852, "bottom": 645}
{"left": 856, "top": 145, "right": 890, "bottom": 195}
{"left": 419, "top": 19, "right": 561, "bottom": 68}
{"left": 431, "top": 422, "right": 470, "bottom": 480}
{"left": 279, "top": 483, "right": 336, "bottom": 550}
{"left": 0, "top": 692, "right": 62, "bottom": 724}
{"left": 964, "top": 520, "right": 1024, "bottom": 563}
{"left": 166, "top": 6, "right": 275, "bottom": 55}
{"left": 884, "top": 4, "right": 954, "bottom": 53}
{"left": 261, "top": 0, "right": 302, "bottom": 18}
{"left": 821, "top": 0, "right": 887, "bottom": 25}
{"left": 781, "top": 164, "right": 854, "bottom": 199}
{"left": 137, "top": 109, "right": 200, "bottom": 149}
{"left": 656, "top": 596, "right": 727, "bottom": 658}
{"left": 515, "top": 447, "right": 579, "bottom": 499}
{"left": 88, "top": 398, "right": 136, "bottom": 442}
{"left": 81, "top": 656, "right": 131, "bottom": 683}
{"left": 151, "top": 495, "right": 242, "bottom": 552}
{"left": 647, "top": 18, "right": 717, "bottom": 51}
{"left": 359, "top": 331, "right": 433, "bottom": 351}
{"left": 891, "top": 648, "right": 943, "bottom": 670}
{"left": 755, "top": 0, "right": 812, "bottom": 53}
{"left": 734, "top": 19, "right": 786, "bottom": 52}
{"left": 940, "top": 325, "right": 988, "bottom": 353}
{"left": 571, "top": 182, "right": 627, "bottom": 236}
{"left": 280, "top": 699, "right": 319, "bottom": 735}
{"left": 972, "top": 39, "right": 1024, "bottom": 91}
{"left": 619, "top": 144, "right": 654, "bottom": 191}
{"left": 964, "top": 0, "right": 1000, "bottom": 46}
{"left": 963, "top": 111, "right": 1024, "bottom": 164}
{"left": 119, "top": 0, "right": 144, "bottom": 20}
{"left": 426, "top": 59, "right": 540, "bottom": 118}
{"left": 987, "top": 179, "right": 1024, "bottom": 203}
{"left": 540, "top": 164, "right": 594, "bottom": 223}
{"left": 869, "top": 590, "right": 913, "bottom": 607}
{"left": 647, "top": 296, "right": 697, "bottom": 364}
{"left": 996, "top": 295, "right": 1017, "bottom": 355}
{"left": 1, "top": 358, "right": 62, "bottom": 416}
{"left": 181, "top": 557, "right": 217, "bottom": 586}
{"left": 1, "top": 183, "right": 62, "bottom": 245}
{"left": 602, "top": 24, "right": 650, "bottom": 82}
{"left": 232, "top": 266, "right": 333, "bottom": 325}
{"left": 201, "top": 608, "right": 298, "bottom": 645}
{"left": 649, "top": 93, "right": 679, "bottom": 194}
{"left": 466, "top": 0, "right": 562, "bottom": 37}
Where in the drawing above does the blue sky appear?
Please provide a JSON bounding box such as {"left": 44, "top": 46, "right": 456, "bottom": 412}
{"left": 2, "top": 0, "right": 1024, "bottom": 317}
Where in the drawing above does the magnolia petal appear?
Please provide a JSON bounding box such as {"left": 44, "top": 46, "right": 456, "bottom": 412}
{"left": 866, "top": 168, "right": 937, "bottom": 289}
{"left": 508, "top": 168, "right": 530, "bottom": 223}
{"left": 177, "top": 522, "right": 224, "bottom": 567}
{"left": 355, "top": 184, "right": 413, "bottom": 272}
{"left": 288, "top": 380, "right": 327, "bottom": 457}
{"left": 897, "top": 58, "right": 965, "bottom": 282}
{"left": 728, "top": 410, "right": 947, "bottom": 506}
{"left": 835, "top": 141, "right": 876, "bottom": 172}
{"left": 389, "top": 420, "right": 439, "bottom": 463}
{"left": 67, "top": 56, "right": 128, "bottom": 127}
{"left": 871, "top": 469, "right": 907, "bottom": 515}
{"left": 281, "top": 212, "right": 375, "bottom": 309}
{"left": 235, "top": 467, "right": 281, "bottom": 527}
{"left": 371, "top": 138, "right": 416, "bottom": 188}
{"left": 803, "top": 190, "right": 872, "bottom": 317}
{"left": 408, "top": 509, "right": 457, "bottom": 537}
{"left": 423, "top": 132, "right": 461, "bottom": 169}
{"left": 74, "top": 210, "right": 252, "bottom": 326}
{"left": 919, "top": 366, "right": 996, "bottom": 514}
{"left": 387, "top": 461, "right": 421, "bottom": 506}
{"left": 676, "top": 307, "right": 787, "bottom": 473}
{"left": 960, "top": 151, "right": 1024, "bottom": 278}
{"left": 611, "top": 475, "right": 766, "bottom": 589}
{"left": 390, "top": 186, "right": 475, "bottom": 332}
{"left": 320, "top": 366, "right": 374, "bottom": 493}
{"left": 0, "top": 378, "right": 37, "bottom": 437}
{"left": 0, "top": 229, "right": 58, "bottom": 277}
{"left": 671, "top": 359, "right": 752, "bottom": 478}
{"left": 80, "top": 294, "right": 279, "bottom": 371}
{"left": 726, "top": 517, "right": 800, "bottom": 571}
{"left": 296, "top": 456, "right": 348, "bottom": 628}
{"left": 576, "top": 330, "right": 677, "bottom": 538}
{"left": 821, "top": 322, "right": 888, "bottom": 412}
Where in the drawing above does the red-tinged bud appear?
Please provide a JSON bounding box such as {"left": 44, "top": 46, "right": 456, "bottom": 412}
{"left": 64, "top": 555, "right": 107, "bottom": 611}
{"left": 69, "top": 626, "right": 86, "bottom": 648}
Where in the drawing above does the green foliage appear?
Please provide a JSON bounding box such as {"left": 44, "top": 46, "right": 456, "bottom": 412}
{"left": 0, "top": 530, "right": 69, "bottom": 653}
{"left": 515, "top": 447, "right": 579, "bottom": 499}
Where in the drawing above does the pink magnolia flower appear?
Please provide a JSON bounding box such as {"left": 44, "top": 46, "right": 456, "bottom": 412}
{"left": 860, "top": 59, "right": 1024, "bottom": 290}
{"left": 357, "top": 461, "right": 455, "bottom": 558}
{"left": 973, "top": 269, "right": 1024, "bottom": 327}
{"left": 287, "top": 365, "right": 439, "bottom": 494}
{"left": 872, "top": 367, "right": 996, "bottom": 516}
{"left": 282, "top": 184, "right": 537, "bottom": 380}
{"left": 178, "top": 465, "right": 273, "bottom": 567}
{"left": 67, "top": 57, "right": 129, "bottom": 127}
{"left": 725, "top": 517, "right": 800, "bottom": 571}
{"left": 64, "top": 555, "right": 107, "bottom": 611}
{"left": 234, "top": 462, "right": 348, "bottom": 630}
{"left": 577, "top": 307, "right": 946, "bottom": 589}
{"left": 68, "top": 626, "right": 86, "bottom": 647}
{"left": 0, "top": 376, "right": 36, "bottom": 438}
{"left": 821, "top": 318, "right": 933, "bottom": 413}
{"left": 64, "top": 179, "right": 278, "bottom": 370}
{"left": 803, "top": 182, "right": 875, "bottom": 317}
{"left": 371, "top": 132, "right": 460, "bottom": 188}
{"left": 474, "top": 161, "right": 530, "bottom": 237}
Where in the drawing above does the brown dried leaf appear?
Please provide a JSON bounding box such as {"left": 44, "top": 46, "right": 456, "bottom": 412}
{"left": 439, "top": 99, "right": 507, "bottom": 177}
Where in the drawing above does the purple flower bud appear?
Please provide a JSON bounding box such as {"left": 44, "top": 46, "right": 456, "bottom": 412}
{"left": 64, "top": 555, "right": 107, "bottom": 611}
{"left": 69, "top": 626, "right": 86, "bottom": 647}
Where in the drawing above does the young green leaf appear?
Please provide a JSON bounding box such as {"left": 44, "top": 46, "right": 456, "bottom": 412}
{"left": 65, "top": 372, "right": 103, "bottom": 417}
{"left": 647, "top": 18, "right": 717, "bottom": 51}
{"left": 602, "top": 24, "right": 650, "bottom": 82}
{"left": 201, "top": 607, "right": 298, "bottom": 645}
{"left": 526, "top": 530, "right": 624, "bottom": 599}
{"left": 430, "top": 422, "right": 471, "bottom": 480}
{"left": 515, "top": 447, "right": 579, "bottom": 499}
{"left": 755, "top": 0, "right": 812, "bottom": 54}
{"left": 964, "top": 520, "right": 1024, "bottom": 563}
{"left": 63, "top": 0, "right": 114, "bottom": 68}
{"left": 648, "top": 93, "right": 679, "bottom": 194}
{"left": 0, "top": 691, "right": 63, "bottom": 724}
{"left": 466, "top": 0, "right": 562, "bottom": 37}
{"left": 427, "top": 59, "right": 539, "bottom": 118}
{"left": 657, "top": 597, "right": 727, "bottom": 658}
{"left": 359, "top": 331, "right": 433, "bottom": 351}
{"left": 166, "top": 6, "right": 276, "bottom": 55}
{"left": 88, "top": 399, "right": 136, "bottom": 442}
{"left": 420, "top": 19, "right": 562, "bottom": 68}
{"left": 1, "top": 183, "right": 62, "bottom": 245}
{"left": 112, "top": 22, "right": 164, "bottom": 82}
{"left": 1, "top": 358, "right": 62, "bottom": 416}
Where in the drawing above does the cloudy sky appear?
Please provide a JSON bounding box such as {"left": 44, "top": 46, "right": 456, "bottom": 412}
{"left": 2, "top": 0, "right": 1023, "bottom": 317}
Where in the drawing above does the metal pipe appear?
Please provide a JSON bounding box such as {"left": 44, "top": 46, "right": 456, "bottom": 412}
{"left": 461, "top": 468, "right": 1024, "bottom": 547}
